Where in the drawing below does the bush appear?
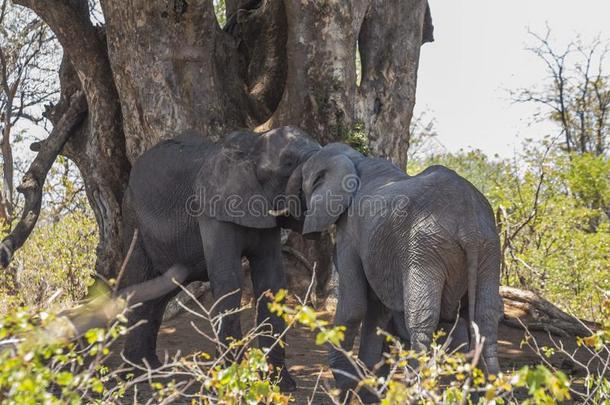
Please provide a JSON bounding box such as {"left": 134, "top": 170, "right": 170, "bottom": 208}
{"left": 0, "top": 290, "right": 589, "bottom": 404}
{"left": 0, "top": 295, "right": 292, "bottom": 404}
{"left": 0, "top": 211, "right": 98, "bottom": 314}
{"left": 0, "top": 308, "right": 121, "bottom": 404}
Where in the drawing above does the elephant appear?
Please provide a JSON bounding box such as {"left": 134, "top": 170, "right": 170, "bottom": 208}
{"left": 280, "top": 142, "right": 502, "bottom": 397}
{"left": 118, "top": 126, "right": 320, "bottom": 391}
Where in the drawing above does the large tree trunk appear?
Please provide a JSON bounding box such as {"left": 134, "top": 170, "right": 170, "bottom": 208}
{"left": 100, "top": 0, "right": 251, "bottom": 161}
{"left": 357, "top": 0, "right": 429, "bottom": 165}
{"left": 8, "top": 0, "right": 432, "bottom": 285}
{"left": 11, "top": 0, "right": 130, "bottom": 279}
{"left": 252, "top": 0, "right": 431, "bottom": 300}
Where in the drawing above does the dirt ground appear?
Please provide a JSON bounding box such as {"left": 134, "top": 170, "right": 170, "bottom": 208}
{"left": 106, "top": 292, "right": 596, "bottom": 404}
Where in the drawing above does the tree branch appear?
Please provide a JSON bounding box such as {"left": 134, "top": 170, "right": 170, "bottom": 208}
{"left": 12, "top": 0, "right": 104, "bottom": 87}
{"left": 422, "top": 1, "right": 434, "bottom": 44}
{"left": 14, "top": 2, "right": 132, "bottom": 278}
{"left": 0, "top": 44, "right": 16, "bottom": 221}
{"left": 0, "top": 91, "right": 87, "bottom": 267}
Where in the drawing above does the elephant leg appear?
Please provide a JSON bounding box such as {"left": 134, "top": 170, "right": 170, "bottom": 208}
{"left": 403, "top": 261, "right": 444, "bottom": 354}
{"left": 119, "top": 238, "right": 182, "bottom": 369}
{"left": 329, "top": 242, "right": 368, "bottom": 396}
{"left": 355, "top": 293, "right": 392, "bottom": 403}
{"left": 474, "top": 250, "right": 502, "bottom": 375}
{"left": 390, "top": 311, "right": 410, "bottom": 343}
{"left": 358, "top": 292, "right": 391, "bottom": 370}
{"left": 123, "top": 293, "right": 174, "bottom": 369}
{"left": 247, "top": 228, "right": 296, "bottom": 392}
{"left": 200, "top": 222, "right": 244, "bottom": 360}
{"left": 439, "top": 317, "right": 470, "bottom": 353}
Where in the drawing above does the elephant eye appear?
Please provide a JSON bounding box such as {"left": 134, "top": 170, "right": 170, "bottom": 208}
{"left": 282, "top": 158, "right": 296, "bottom": 170}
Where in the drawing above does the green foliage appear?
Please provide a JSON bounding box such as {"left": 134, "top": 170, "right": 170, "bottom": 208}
{"left": 564, "top": 151, "right": 610, "bottom": 209}
{"left": 1, "top": 291, "right": 607, "bottom": 403}
{"left": 0, "top": 299, "right": 292, "bottom": 404}
{"left": 0, "top": 152, "right": 97, "bottom": 314}
{"left": 408, "top": 138, "right": 610, "bottom": 321}
{"left": 269, "top": 289, "right": 346, "bottom": 347}
{"left": 213, "top": 0, "right": 226, "bottom": 27}
{"left": 203, "top": 348, "right": 288, "bottom": 404}
{"left": 0, "top": 211, "right": 98, "bottom": 314}
{"left": 0, "top": 308, "right": 123, "bottom": 404}
{"left": 409, "top": 148, "right": 514, "bottom": 199}
{"left": 342, "top": 121, "right": 370, "bottom": 155}
{"left": 513, "top": 365, "right": 571, "bottom": 404}
{"left": 269, "top": 290, "right": 575, "bottom": 404}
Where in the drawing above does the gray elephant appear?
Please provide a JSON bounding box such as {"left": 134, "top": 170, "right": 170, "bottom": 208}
{"left": 280, "top": 143, "right": 502, "bottom": 396}
{"left": 119, "top": 126, "right": 320, "bottom": 391}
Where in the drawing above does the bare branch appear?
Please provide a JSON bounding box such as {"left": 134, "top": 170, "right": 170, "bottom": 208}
{"left": 514, "top": 28, "right": 609, "bottom": 155}
{"left": 12, "top": 0, "right": 96, "bottom": 76}
{"left": 0, "top": 91, "right": 86, "bottom": 267}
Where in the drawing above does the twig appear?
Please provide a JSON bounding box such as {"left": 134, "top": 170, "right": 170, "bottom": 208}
{"left": 114, "top": 228, "right": 138, "bottom": 292}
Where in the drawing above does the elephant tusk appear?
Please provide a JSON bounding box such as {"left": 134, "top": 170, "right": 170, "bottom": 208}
{"left": 268, "top": 208, "right": 290, "bottom": 217}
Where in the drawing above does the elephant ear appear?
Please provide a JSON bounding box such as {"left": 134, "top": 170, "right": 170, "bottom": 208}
{"left": 302, "top": 154, "right": 359, "bottom": 235}
{"left": 196, "top": 132, "right": 276, "bottom": 229}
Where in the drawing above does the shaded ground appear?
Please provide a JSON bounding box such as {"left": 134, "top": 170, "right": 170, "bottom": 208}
{"left": 106, "top": 294, "right": 598, "bottom": 404}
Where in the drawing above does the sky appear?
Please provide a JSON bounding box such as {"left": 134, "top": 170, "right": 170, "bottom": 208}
{"left": 416, "top": 0, "right": 610, "bottom": 157}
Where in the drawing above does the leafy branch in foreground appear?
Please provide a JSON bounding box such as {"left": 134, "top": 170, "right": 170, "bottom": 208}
{"left": 269, "top": 289, "right": 573, "bottom": 404}
{"left": 3, "top": 286, "right": 607, "bottom": 404}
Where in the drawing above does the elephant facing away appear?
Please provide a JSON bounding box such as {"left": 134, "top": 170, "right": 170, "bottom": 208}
{"left": 282, "top": 143, "right": 502, "bottom": 395}
{"left": 119, "top": 126, "right": 320, "bottom": 391}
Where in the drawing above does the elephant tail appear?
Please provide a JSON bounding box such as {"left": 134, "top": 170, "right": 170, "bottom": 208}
{"left": 465, "top": 245, "right": 479, "bottom": 348}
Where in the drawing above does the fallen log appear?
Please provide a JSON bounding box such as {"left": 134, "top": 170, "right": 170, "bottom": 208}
{"left": 163, "top": 281, "right": 211, "bottom": 321}
{"left": 501, "top": 317, "right": 571, "bottom": 338}
{"left": 500, "top": 286, "right": 593, "bottom": 338}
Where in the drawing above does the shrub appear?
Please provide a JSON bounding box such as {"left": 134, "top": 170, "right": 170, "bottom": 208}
{"left": 0, "top": 211, "right": 98, "bottom": 314}
{"left": 0, "top": 290, "right": 595, "bottom": 404}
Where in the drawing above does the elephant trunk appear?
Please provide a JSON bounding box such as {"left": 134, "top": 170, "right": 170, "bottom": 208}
{"left": 269, "top": 163, "right": 305, "bottom": 220}
{"left": 284, "top": 163, "right": 305, "bottom": 218}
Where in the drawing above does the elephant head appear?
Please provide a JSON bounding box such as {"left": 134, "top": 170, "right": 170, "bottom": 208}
{"left": 283, "top": 143, "right": 364, "bottom": 235}
{"left": 196, "top": 126, "right": 320, "bottom": 230}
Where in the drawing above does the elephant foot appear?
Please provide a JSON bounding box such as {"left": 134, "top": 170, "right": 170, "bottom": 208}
{"left": 468, "top": 390, "right": 482, "bottom": 404}
{"left": 337, "top": 389, "right": 378, "bottom": 404}
{"left": 122, "top": 350, "right": 162, "bottom": 374}
{"left": 356, "top": 387, "right": 380, "bottom": 404}
{"left": 482, "top": 353, "right": 500, "bottom": 375}
{"left": 272, "top": 364, "right": 297, "bottom": 392}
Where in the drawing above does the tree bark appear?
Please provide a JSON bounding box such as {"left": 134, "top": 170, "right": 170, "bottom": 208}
{"left": 101, "top": 0, "right": 252, "bottom": 160}
{"left": 12, "top": 0, "right": 130, "bottom": 279}
{"left": 257, "top": 0, "right": 366, "bottom": 142}
{"left": 224, "top": 0, "right": 287, "bottom": 123}
{"left": 357, "top": 0, "right": 429, "bottom": 167}
{"left": 257, "top": 0, "right": 430, "bottom": 169}
{"left": 0, "top": 90, "right": 87, "bottom": 267}
{"left": 255, "top": 0, "right": 431, "bottom": 298}
{"left": 0, "top": 45, "right": 19, "bottom": 223}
